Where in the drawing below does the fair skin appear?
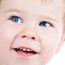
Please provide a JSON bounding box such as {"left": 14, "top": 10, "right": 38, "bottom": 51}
{"left": 0, "top": 0, "right": 65, "bottom": 65}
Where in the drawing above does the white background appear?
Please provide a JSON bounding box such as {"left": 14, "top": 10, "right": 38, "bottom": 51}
{"left": 46, "top": 42, "right": 65, "bottom": 65}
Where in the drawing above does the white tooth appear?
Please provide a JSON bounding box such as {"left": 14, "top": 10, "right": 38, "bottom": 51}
{"left": 26, "top": 48, "right": 31, "bottom": 52}
{"left": 20, "top": 48, "right": 23, "bottom": 50}
{"left": 22, "top": 48, "right": 27, "bottom": 51}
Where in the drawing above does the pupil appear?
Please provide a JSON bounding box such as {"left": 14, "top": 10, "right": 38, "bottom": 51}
{"left": 12, "top": 16, "right": 18, "bottom": 23}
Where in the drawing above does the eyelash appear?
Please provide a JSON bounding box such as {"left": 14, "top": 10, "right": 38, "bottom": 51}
{"left": 8, "top": 15, "right": 23, "bottom": 23}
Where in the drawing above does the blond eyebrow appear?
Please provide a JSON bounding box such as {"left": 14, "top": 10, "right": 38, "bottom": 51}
{"left": 4, "top": 9, "right": 22, "bottom": 13}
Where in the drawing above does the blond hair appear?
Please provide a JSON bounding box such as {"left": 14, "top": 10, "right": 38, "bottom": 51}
{"left": 0, "top": 0, "right": 1, "bottom": 4}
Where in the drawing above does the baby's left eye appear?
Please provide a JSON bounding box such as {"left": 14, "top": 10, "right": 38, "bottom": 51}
{"left": 9, "top": 15, "right": 23, "bottom": 23}
{"left": 39, "top": 21, "right": 53, "bottom": 28}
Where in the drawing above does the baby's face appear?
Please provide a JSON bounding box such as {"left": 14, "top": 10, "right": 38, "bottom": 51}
{"left": 0, "top": 0, "right": 64, "bottom": 65}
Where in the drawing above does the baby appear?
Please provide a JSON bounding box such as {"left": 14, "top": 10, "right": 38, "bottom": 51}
{"left": 0, "top": 0, "right": 65, "bottom": 65}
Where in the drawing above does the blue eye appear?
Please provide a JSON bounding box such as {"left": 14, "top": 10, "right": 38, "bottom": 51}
{"left": 9, "top": 16, "right": 23, "bottom": 23}
{"left": 39, "top": 21, "right": 53, "bottom": 28}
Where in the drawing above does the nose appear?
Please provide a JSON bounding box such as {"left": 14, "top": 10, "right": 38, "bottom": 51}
{"left": 18, "top": 30, "right": 39, "bottom": 41}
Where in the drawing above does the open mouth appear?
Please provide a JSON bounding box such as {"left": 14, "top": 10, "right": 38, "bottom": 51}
{"left": 12, "top": 47, "right": 39, "bottom": 58}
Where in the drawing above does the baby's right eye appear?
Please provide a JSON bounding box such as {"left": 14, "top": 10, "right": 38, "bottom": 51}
{"left": 8, "top": 15, "right": 23, "bottom": 23}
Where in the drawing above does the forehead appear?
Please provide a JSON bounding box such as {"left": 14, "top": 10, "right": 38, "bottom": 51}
{"left": 1, "top": 0, "right": 63, "bottom": 8}
{"left": 1, "top": 0, "right": 63, "bottom": 11}
{"left": 1, "top": 0, "right": 63, "bottom": 17}
{"left": 1, "top": 0, "right": 63, "bottom": 4}
{"left": 0, "top": 0, "right": 64, "bottom": 10}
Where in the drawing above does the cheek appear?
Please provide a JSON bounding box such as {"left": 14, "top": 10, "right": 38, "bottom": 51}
{"left": 40, "top": 34, "right": 59, "bottom": 63}
{"left": 36, "top": 27, "right": 59, "bottom": 48}
{"left": 0, "top": 22, "right": 21, "bottom": 53}
{"left": 35, "top": 27, "right": 60, "bottom": 63}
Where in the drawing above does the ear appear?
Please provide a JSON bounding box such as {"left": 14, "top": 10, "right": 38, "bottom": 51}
{"left": 56, "top": 35, "right": 65, "bottom": 53}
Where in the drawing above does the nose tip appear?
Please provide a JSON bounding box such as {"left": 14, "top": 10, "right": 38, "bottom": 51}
{"left": 18, "top": 31, "right": 39, "bottom": 41}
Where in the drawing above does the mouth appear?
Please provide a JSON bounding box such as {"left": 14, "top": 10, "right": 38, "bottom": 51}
{"left": 12, "top": 47, "right": 40, "bottom": 58}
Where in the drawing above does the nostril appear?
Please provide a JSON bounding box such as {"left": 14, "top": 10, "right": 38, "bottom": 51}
{"left": 21, "top": 35, "right": 36, "bottom": 40}
{"left": 31, "top": 37, "right": 35, "bottom": 40}
{"left": 22, "top": 35, "right": 26, "bottom": 38}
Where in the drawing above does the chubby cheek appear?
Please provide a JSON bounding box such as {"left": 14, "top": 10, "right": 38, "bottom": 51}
{"left": 36, "top": 28, "right": 60, "bottom": 63}
{"left": 0, "top": 22, "right": 21, "bottom": 54}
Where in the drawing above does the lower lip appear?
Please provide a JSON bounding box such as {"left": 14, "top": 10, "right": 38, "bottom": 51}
{"left": 13, "top": 50, "right": 37, "bottom": 58}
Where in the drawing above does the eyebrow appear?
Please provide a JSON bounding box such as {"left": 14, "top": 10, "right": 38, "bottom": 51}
{"left": 42, "top": 16, "right": 56, "bottom": 22}
{"left": 4, "top": 9, "right": 57, "bottom": 22}
{"left": 4, "top": 9, "right": 22, "bottom": 13}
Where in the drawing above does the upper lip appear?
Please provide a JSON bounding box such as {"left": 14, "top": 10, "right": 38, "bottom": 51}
{"left": 11, "top": 37, "right": 41, "bottom": 54}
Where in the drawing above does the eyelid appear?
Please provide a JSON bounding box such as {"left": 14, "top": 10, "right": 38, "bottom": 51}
{"left": 8, "top": 15, "right": 21, "bottom": 20}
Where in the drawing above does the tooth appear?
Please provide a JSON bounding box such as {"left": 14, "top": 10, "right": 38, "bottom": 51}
{"left": 19, "top": 48, "right": 23, "bottom": 51}
{"left": 26, "top": 48, "right": 31, "bottom": 52}
{"left": 22, "top": 48, "right": 27, "bottom": 51}
{"left": 19, "top": 47, "right": 33, "bottom": 52}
